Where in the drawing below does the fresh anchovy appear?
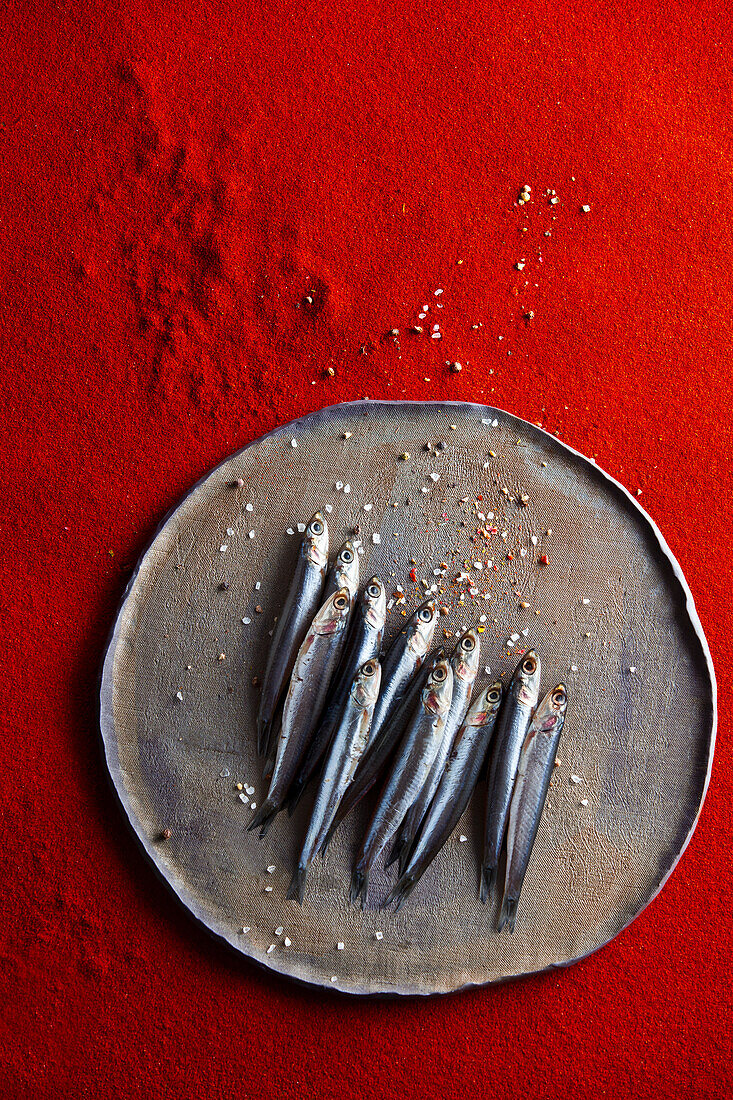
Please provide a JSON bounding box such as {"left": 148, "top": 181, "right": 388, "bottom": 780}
{"left": 319, "top": 647, "right": 446, "bottom": 856}
{"left": 286, "top": 577, "right": 386, "bottom": 813}
{"left": 323, "top": 540, "right": 360, "bottom": 604}
{"left": 480, "top": 649, "right": 541, "bottom": 901}
{"left": 498, "top": 684, "right": 568, "bottom": 932}
{"left": 249, "top": 588, "right": 351, "bottom": 836}
{"left": 366, "top": 599, "right": 437, "bottom": 753}
{"left": 390, "top": 627, "right": 481, "bottom": 874}
{"left": 256, "top": 513, "right": 329, "bottom": 756}
{"left": 386, "top": 680, "right": 504, "bottom": 910}
{"left": 286, "top": 660, "right": 382, "bottom": 904}
{"left": 349, "top": 658, "right": 453, "bottom": 906}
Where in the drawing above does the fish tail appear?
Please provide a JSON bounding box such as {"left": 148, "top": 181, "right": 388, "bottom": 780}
{"left": 284, "top": 776, "right": 306, "bottom": 817}
{"left": 285, "top": 866, "right": 308, "bottom": 905}
{"left": 385, "top": 831, "right": 404, "bottom": 869}
{"left": 262, "top": 745, "right": 277, "bottom": 784}
{"left": 257, "top": 718, "right": 270, "bottom": 757}
{"left": 349, "top": 867, "right": 369, "bottom": 907}
{"left": 319, "top": 818, "right": 339, "bottom": 857}
{"left": 248, "top": 798, "right": 279, "bottom": 837}
{"left": 384, "top": 873, "right": 416, "bottom": 912}
{"left": 479, "top": 863, "right": 496, "bottom": 904}
{"left": 497, "top": 895, "right": 518, "bottom": 933}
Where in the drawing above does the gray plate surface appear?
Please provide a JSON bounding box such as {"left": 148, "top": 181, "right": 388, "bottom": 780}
{"left": 100, "top": 400, "right": 715, "bottom": 995}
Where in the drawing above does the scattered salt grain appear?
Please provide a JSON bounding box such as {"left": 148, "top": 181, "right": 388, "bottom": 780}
{"left": 297, "top": 523, "right": 306, "bottom": 532}
{"left": 241, "top": 927, "right": 250, "bottom": 934}
{"left": 459, "top": 835, "right": 468, "bottom": 843}
{"left": 263, "top": 885, "right": 272, "bottom": 892}
{"left": 372, "top": 533, "right": 381, "bottom": 544}
{"left": 267, "top": 865, "right": 276, "bottom": 874}
{"left": 531, "top": 535, "right": 538, "bottom": 546}
{"left": 435, "top": 289, "right": 443, "bottom": 296}
{"left": 325, "top": 504, "right": 333, "bottom": 513}
{"left": 629, "top": 666, "right": 637, "bottom": 673}
{"left": 267, "top": 944, "right": 276, "bottom": 954}
{"left": 286, "top": 528, "right": 294, "bottom": 535}
{"left": 176, "top": 691, "right": 183, "bottom": 701}
{"left": 248, "top": 530, "right": 255, "bottom": 539}
{"left": 291, "top": 439, "right": 298, "bottom": 448}
{"left": 220, "top": 544, "right": 228, "bottom": 553}
{"left": 238, "top": 793, "right": 248, "bottom": 803}
{"left": 364, "top": 502, "right": 373, "bottom": 511}
{"left": 570, "top": 665, "right": 578, "bottom": 672}
{"left": 336, "top": 481, "right": 344, "bottom": 490}
{"left": 284, "top": 937, "right": 292, "bottom": 947}
{"left": 344, "top": 484, "right": 351, "bottom": 494}
{"left": 337, "top": 942, "right": 344, "bottom": 951}
{"left": 226, "top": 527, "right": 235, "bottom": 536}
{"left": 246, "top": 503, "right": 253, "bottom": 512}
{"left": 582, "top": 205, "right": 591, "bottom": 213}
{"left": 570, "top": 775, "right": 582, "bottom": 785}
{"left": 275, "top": 926, "right": 284, "bottom": 936}
{"left": 250, "top": 802, "right": 257, "bottom": 810}
{"left": 580, "top": 799, "right": 589, "bottom": 806}
{"left": 374, "top": 931, "right": 383, "bottom": 940}
{"left": 242, "top": 617, "right": 251, "bottom": 625}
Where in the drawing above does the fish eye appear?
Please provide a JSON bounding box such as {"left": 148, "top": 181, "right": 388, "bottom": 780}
{"left": 311, "top": 520, "right": 323, "bottom": 535}
{"left": 418, "top": 605, "right": 433, "bottom": 622}
{"left": 341, "top": 549, "right": 353, "bottom": 562}
{"left": 433, "top": 666, "right": 447, "bottom": 682}
{"left": 367, "top": 582, "right": 381, "bottom": 598}
{"left": 488, "top": 689, "right": 500, "bottom": 702}
{"left": 462, "top": 636, "right": 475, "bottom": 651}
{"left": 553, "top": 689, "right": 566, "bottom": 705}
{"left": 363, "top": 662, "right": 375, "bottom": 676}
{"left": 522, "top": 655, "right": 537, "bottom": 674}
{"left": 334, "top": 594, "right": 348, "bottom": 610}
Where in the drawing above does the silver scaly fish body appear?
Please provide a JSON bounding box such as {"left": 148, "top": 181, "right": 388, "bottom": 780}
{"left": 386, "top": 680, "right": 503, "bottom": 909}
{"left": 323, "top": 540, "right": 360, "bottom": 604}
{"left": 256, "top": 512, "right": 329, "bottom": 756}
{"left": 391, "top": 628, "right": 481, "bottom": 874}
{"left": 286, "top": 660, "right": 382, "bottom": 903}
{"left": 349, "top": 658, "right": 453, "bottom": 905}
{"left": 480, "top": 649, "right": 541, "bottom": 901}
{"left": 286, "top": 578, "right": 386, "bottom": 812}
{"left": 249, "top": 588, "right": 351, "bottom": 836}
{"left": 498, "top": 684, "right": 568, "bottom": 932}
{"left": 366, "top": 599, "right": 438, "bottom": 753}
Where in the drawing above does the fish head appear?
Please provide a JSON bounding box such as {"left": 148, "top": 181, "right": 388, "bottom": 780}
{"left": 362, "top": 577, "right": 387, "bottom": 631}
{"left": 407, "top": 599, "right": 438, "bottom": 659}
{"left": 533, "top": 683, "right": 569, "bottom": 735}
{"left": 351, "top": 659, "right": 382, "bottom": 709}
{"left": 465, "top": 680, "right": 503, "bottom": 726}
{"left": 311, "top": 587, "right": 351, "bottom": 636}
{"left": 451, "top": 627, "right": 481, "bottom": 684}
{"left": 422, "top": 658, "right": 454, "bottom": 716}
{"left": 303, "top": 512, "right": 329, "bottom": 570}
{"left": 512, "top": 649, "right": 541, "bottom": 708}
{"left": 332, "top": 540, "right": 359, "bottom": 598}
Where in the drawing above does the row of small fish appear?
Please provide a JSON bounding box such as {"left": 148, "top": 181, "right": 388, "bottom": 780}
{"left": 250, "top": 512, "right": 568, "bottom": 931}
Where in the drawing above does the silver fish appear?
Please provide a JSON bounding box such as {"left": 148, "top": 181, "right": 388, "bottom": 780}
{"left": 366, "top": 599, "right": 438, "bottom": 753}
{"left": 480, "top": 649, "right": 541, "bottom": 901}
{"left": 286, "top": 577, "right": 386, "bottom": 813}
{"left": 498, "top": 684, "right": 568, "bottom": 932}
{"left": 286, "top": 659, "right": 382, "bottom": 904}
{"left": 318, "top": 647, "right": 446, "bottom": 856}
{"left": 257, "top": 512, "right": 329, "bottom": 756}
{"left": 323, "top": 540, "right": 360, "bottom": 604}
{"left": 389, "top": 627, "right": 481, "bottom": 874}
{"left": 249, "top": 588, "right": 351, "bottom": 836}
{"left": 349, "top": 657, "right": 453, "bottom": 906}
{"left": 386, "top": 680, "right": 504, "bottom": 910}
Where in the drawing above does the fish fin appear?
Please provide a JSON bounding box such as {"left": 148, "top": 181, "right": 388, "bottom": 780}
{"left": 248, "top": 798, "right": 279, "bottom": 837}
{"left": 479, "top": 863, "right": 496, "bottom": 904}
{"left": 497, "top": 895, "right": 518, "bottom": 933}
{"left": 285, "top": 866, "right": 307, "bottom": 904}
{"left": 349, "top": 867, "right": 369, "bottom": 907}
{"left": 257, "top": 718, "right": 270, "bottom": 757}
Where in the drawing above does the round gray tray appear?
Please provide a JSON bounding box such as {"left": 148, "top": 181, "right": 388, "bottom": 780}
{"left": 100, "top": 400, "right": 716, "bottom": 995}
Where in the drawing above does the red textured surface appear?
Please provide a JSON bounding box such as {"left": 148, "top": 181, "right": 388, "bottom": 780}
{"left": 2, "top": 0, "right": 731, "bottom": 1096}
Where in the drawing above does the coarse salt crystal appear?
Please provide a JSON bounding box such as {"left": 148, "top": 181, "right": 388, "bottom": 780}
{"left": 459, "top": 835, "right": 467, "bottom": 843}
{"left": 255, "top": 581, "right": 261, "bottom": 590}
{"left": 291, "top": 439, "right": 298, "bottom": 448}
{"left": 521, "top": 628, "right": 529, "bottom": 637}
{"left": 297, "top": 523, "right": 306, "bottom": 532}
{"left": 507, "top": 640, "right": 515, "bottom": 648}
{"left": 510, "top": 633, "right": 521, "bottom": 642}
{"left": 344, "top": 485, "right": 351, "bottom": 494}
{"left": 570, "top": 775, "right": 582, "bottom": 785}
{"left": 629, "top": 666, "right": 637, "bottom": 673}
{"left": 241, "top": 926, "right": 250, "bottom": 933}
{"left": 336, "top": 481, "right": 344, "bottom": 490}
{"left": 242, "top": 617, "right": 251, "bottom": 624}
{"left": 372, "top": 534, "right": 381, "bottom": 544}
{"left": 479, "top": 615, "right": 487, "bottom": 623}
{"left": 220, "top": 544, "right": 228, "bottom": 552}
{"left": 286, "top": 528, "right": 294, "bottom": 535}
{"left": 374, "top": 931, "right": 383, "bottom": 940}
{"left": 429, "top": 472, "right": 440, "bottom": 482}
{"left": 582, "top": 205, "right": 591, "bottom": 213}
{"left": 582, "top": 598, "right": 590, "bottom": 605}
{"left": 227, "top": 527, "right": 235, "bottom": 536}
{"left": 284, "top": 937, "right": 291, "bottom": 947}
{"left": 250, "top": 802, "right": 257, "bottom": 809}
{"left": 246, "top": 502, "right": 253, "bottom": 512}
{"left": 325, "top": 504, "right": 333, "bottom": 513}
{"left": 267, "top": 944, "right": 276, "bottom": 954}
{"left": 248, "top": 530, "right": 255, "bottom": 539}
{"left": 520, "top": 548, "right": 527, "bottom": 557}
{"left": 531, "top": 535, "right": 538, "bottom": 546}
{"left": 275, "top": 926, "right": 284, "bottom": 936}
{"left": 267, "top": 865, "right": 276, "bottom": 873}
{"left": 435, "top": 288, "right": 443, "bottom": 295}
{"left": 263, "top": 885, "right": 272, "bottom": 892}
{"left": 580, "top": 798, "right": 589, "bottom": 806}
{"left": 364, "top": 503, "right": 373, "bottom": 511}
{"left": 337, "top": 942, "right": 344, "bottom": 951}
{"left": 238, "top": 792, "right": 248, "bottom": 803}
{"left": 330, "top": 976, "right": 338, "bottom": 983}
{"left": 570, "top": 665, "right": 578, "bottom": 672}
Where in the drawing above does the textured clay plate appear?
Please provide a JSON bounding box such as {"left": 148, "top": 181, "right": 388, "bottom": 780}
{"left": 100, "top": 400, "right": 716, "bottom": 995}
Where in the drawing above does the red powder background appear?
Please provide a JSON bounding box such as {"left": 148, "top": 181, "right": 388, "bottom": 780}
{"left": 1, "top": 0, "right": 732, "bottom": 1096}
